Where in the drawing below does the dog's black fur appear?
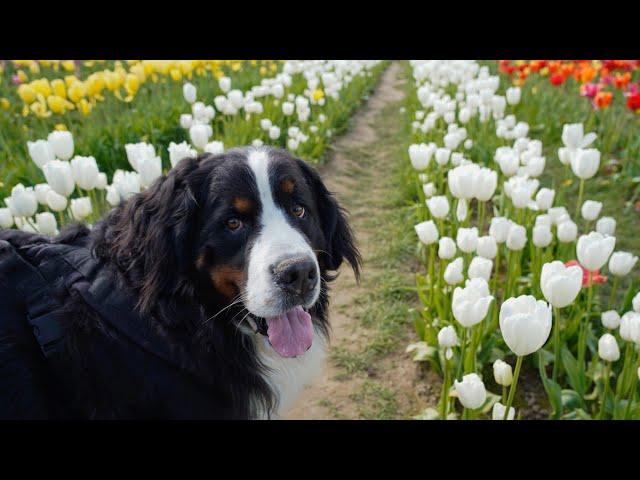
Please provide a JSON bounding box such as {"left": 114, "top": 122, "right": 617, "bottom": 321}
{"left": 0, "top": 149, "right": 360, "bottom": 419}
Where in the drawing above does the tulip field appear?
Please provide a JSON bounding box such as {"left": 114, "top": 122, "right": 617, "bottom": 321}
{"left": 405, "top": 61, "right": 640, "bottom": 420}
{"left": 2, "top": 59, "right": 640, "bottom": 420}
{"left": 0, "top": 60, "right": 385, "bottom": 231}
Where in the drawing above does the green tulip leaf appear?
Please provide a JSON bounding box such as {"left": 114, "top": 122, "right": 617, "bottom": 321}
{"left": 561, "top": 389, "right": 582, "bottom": 411}
{"left": 561, "top": 346, "right": 586, "bottom": 398}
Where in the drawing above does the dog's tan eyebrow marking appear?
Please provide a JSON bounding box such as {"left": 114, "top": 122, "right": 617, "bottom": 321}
{"left": 281, "top": 179, "right": 295, "bottom": 194}
{"left": 210, "top": 265, "right": 245, "bottom": 299}
{"left": 233, "top": 197, "right": 252, "bottom": 213}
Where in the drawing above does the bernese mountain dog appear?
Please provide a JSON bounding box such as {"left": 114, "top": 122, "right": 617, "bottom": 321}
{"left": 0, "top": 147, "right": 360, "bottom": 419}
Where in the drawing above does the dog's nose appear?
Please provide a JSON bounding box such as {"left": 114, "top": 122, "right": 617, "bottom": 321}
{"left": 272, "top": 257, "right": 318, "bottom": 297}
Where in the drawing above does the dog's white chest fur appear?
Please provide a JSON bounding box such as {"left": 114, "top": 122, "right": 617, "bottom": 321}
{"left": 252, "top": 330, "right": 326, "bottom": 419}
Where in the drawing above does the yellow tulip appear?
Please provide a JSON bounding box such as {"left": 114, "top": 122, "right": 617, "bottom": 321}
{"left": 47, "top": 95, "right": 67, "bottom": 114}
{"left": 17, "top": 84, "right": 37, "bottom": 104}
{"left": 51, "top": 79, "right": 67, "bottom": 98}
{"left": 17, "top": 70, "right": 28, "bottom": 83}
{"left": 22, "top": 105, "right": 30, "bottom": 117}
{"left": 30, "top": 101, "right": 51, "bottom": 118}
{"left": 29, "top": 61, "right": 40, "bottom": 74}
{"left": 62, "top": 60, "right": 76, "bottom": 72}
{"left": 77, "top": 99, "right": 92, "bottom": 116}
{"left": 65, "top": 75, "right": 79, "bottom": 87}
{"left": 104, "top": 71, "right": 121, "bottom": 91}
{"left": 86, "top": 74, "right": 105, "bottom": 96}
{"left": 125, "top": 73, "right": 140, "bottom": 96}
{"left": 260, "top": 66, "right": 267, "bottom": 76}
{"left": 0, "top": 98, "right": 10, "bottom": 110}
{"left": 170, "top": 68, "right": 182, "bottom": 81}
{"left": 54, "top": 123, "right": 67, "bottom": 131}
{"left": 31, "top": 79, "right": 52, "bottom": 97}
{"left": 312, "top": 89, "right": 325, "bottom": 102}
{"left": 68, "top": 82, "right": 87, "bottom": 103}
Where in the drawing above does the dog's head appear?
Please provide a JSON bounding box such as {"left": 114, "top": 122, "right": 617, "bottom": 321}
{"left": 94, "top": 147, "right": 359, "bottom": 358}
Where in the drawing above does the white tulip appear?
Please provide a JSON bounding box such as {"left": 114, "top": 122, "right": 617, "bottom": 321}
{"left": 168, "top": 141, "right": 198, "bottom": 168}
{"left": 180, "top": 114, "right": 193, "bottom": 129}
{"left": 608, "top": 252, "right": 638, "bottom": 277}
{"left": 47, "top": 131, "right": 74, "bottom": 161}
{"left": 422, "top": 183, "right": 436, "bottom": 198}
{"left": 620, "top": 312, "right": 640, "bottom": 344}
{"left": 453, "top": 373, "right": 487, "bottom": 409}
{"left": 45, "top": 190, "right": 67, "bottom": 212}
{"left": 489, "top": 217, "right": 511, "bottom": 243}
{"left": 492, "top": 402, "right": 515, "bottom": 420}
{"left": 505, "top": 87, "right": 521, "bottom": 105}
{"left": 414, "top": 220, "right": 439, "bottom": 245}
{"left": 581, "top": 200, "right": 602, "bottom": 221}
{"left": 540, "top": 261, "right": 583, "bottom": 308}
{"left": 456, "top": 198, "right": 468, "bottom": 222}
{"left": 43, "top": 160, "right": 75, "bottom": 197}
{"left": 426, "top": 196, "right": 450, "bottom": 219}
{"left": 493, "top": 359, "right": 513, "bottom": 386}
{"left": 70, "top": 197, "right": 92, "bottom": 220}
{"left": 218, "top": 76, "right": 231, "bottom": 93}
{"left": 468, "top": 256, "right": 493, "bottom": 281}
{"left": 408, "top": 143, "right": 432, "bottom": 171}
{"left": 183, "top": 82, "right": 197, "bottom": 104}
{"left": 476, "top": 236, "right": 497, "bottom": 260}
{"left": 438, "top": 325, "right": 458, "bottom": 348}
{"left": 268, "top": 126, "right": 281, "bottom": 140}
{"left": 227, "top": 90, "right": 244, "bottom": 109}
{"left": 435, "top": 148, "right": 450, "bottom": 166}
{"left": 204, "top": 141, "right": 225, "bottom": 155}
{"left": 6, "top": 184, "right": 37, "bottom": 218}
{"left": 577, "top": 232, "right": 616, "bottom": 271}
{"left": 35, "top": 212, "right": 57, "bottom": 236}
{"left": 0, "top": 208, "right": 14, "bottom": 228}
{"left": 125, "top": 142, "right": 156, "bottom": 172}
{"left": 571, "top": 148, "right": 600, "bottom": 180}
{"left": 189, "top": 124, "right": 211, "bottom": 149}
{"left": 34, "top": 184, "right": 52, "bottom": 205}
{"left": 506, "top": 224, "right": 527, "bottom": 251}
{"left": 558, "top": 147, "right": 573, "bottom": 166}
{"left": 533, "top": 225, "right": 553, "bottom": 248}
{"left": 138, "top": 156, "right": 163, "bottom": 189}
{"left": 27, "top": 139, "right": 55, "bottom": 168}
{"left": 112, "top": 170, "right": 140, "bottom": 200}
{"left": 562, "top": 123, "right": 597, "bottom": 150}
{"left": 444, "top": 257, "right": 464, "bottom": 285}
{"left": 548, "top": 206, "right": 569, "bottom": 225}
{"left": 452, "top": 277, "right": 494, "bottom": 328}
{"left": 500, "top": 295, "right": 552, "bottom": 356}
{"left": 475, "top": 168, "right": 498, "bottom": 202}
{"left": 598, "top": 333, "right": 620, "bottom": 362}
{"left": 634, "top": 292, "right": 640, "bottom": 313}
{"left": 70, "top": 156, "right": 100, "bottom": 190}
{"left": 438, "top": 237, "right": 457, "bottom": 260}
{"left": 95, "top": 173, "right": 107, "bottom": 190}
{"left": 282, "top": 102, "right": 295, "bottom": 116}
{"left": 596, "top": 216, "right": 616, "bottom": 236}
{"left": 456, "top": 227, "right": 478, "bottom": 253}
{"left": 106, "top": 185, "right": 120, "bottom": 207}
{"left": 535, "top": 214, "right": 552, "bottom": 228}
{"left": 557, "top": 220, "right": 578, "bottom": 243}
{"left": 535, "top": 188, "right": 555, "bottom": 211}
{"left": 601, "top": 310, "right": 620, "bottom": 330}
{"left": 448, "top": 163, "right": 478, "bottom": 200}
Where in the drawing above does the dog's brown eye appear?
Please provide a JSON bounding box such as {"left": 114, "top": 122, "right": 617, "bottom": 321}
{"left": 291, "top": 204, "right": 305, "bottom": 218}
{"left": 226, "top": 218, "right": 243, "bottom": 231}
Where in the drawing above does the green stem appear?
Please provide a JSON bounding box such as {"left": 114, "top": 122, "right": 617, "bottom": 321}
{"left": 599, "top": 362, "right": 611, "bottom": 420}
{"left": 456, "top": 327, "right": 468, "bottom": 381}
{"left": 608, "top": 276, "right": 620, "bottom": 309}
{"left": 552, "top": 307, "right": 562, "bottom": 382}
{"left": 502, "top": 385, "right": 507, "bottom": 405}
{"left": 578, "top": 275, "right": 594, "bottom": 369}
{"left": 575, "top": 178, "right": 585, "bottom": 219}
{"left": 441, "top": 355, "right": 449, "bottom": 420}
{"left": 503, "top": 356, "right": 523, "bottom": 420}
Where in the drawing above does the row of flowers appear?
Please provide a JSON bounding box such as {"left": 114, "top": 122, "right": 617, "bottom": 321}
{"left": 404, "top": 60, "right": 640, "bottom": 420}
{"left": 1, "top": 60, "right": 384, "bottom": 237}
{"left": 498, "top": 60, "right": 640, "bottom": 113}
{"left": 1, "top": 60, "right": 281, "bottom": 118}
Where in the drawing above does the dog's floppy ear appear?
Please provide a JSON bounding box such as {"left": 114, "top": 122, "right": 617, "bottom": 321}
{"left": 295, "top": 158, "right": 361, "bottom": 280}
{"left": 93, "top": 155, "right": 210, "bottom": 322}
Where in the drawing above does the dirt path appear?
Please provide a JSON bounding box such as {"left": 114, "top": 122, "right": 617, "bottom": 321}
{"left": 282, "top": 62, "right": 440, "bottom": 419}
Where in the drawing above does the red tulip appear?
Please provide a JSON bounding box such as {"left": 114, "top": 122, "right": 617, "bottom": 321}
{"left": 565, "top": 260, "right": 608, "bottom": 286}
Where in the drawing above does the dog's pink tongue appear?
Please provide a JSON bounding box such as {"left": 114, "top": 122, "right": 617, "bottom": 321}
{"left": 266, "top": 306, "right": 314, "bottom": 358}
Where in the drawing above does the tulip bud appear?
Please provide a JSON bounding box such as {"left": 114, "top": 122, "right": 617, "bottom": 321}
{"left": 581, "top": 200, "right": 602, "bottom": 221}
{"left": 452, "top": 277, "right": 493, "bottom": 327}
{"left": 45, "top": 190, "right": 68, "bottom": 212}
{"left": 189, "top": 124, "right": 211, "bottom": 150}
{"left": 453, "top": 373, "right": 487, "bottom": 409}
{"left": 533, "top": 225, "right": 553, "bottom": 248}
{"left": 535, "top": 188, "right": 555, "bottom": 211}
{"left": 183, "top": 82, "right": 197, "bottom": 104}
{"left": 489, "top": 217, "right": 511, "bottom": 243}
{"left": 506, "top": 86, "right": 521, "bottom": 105}
{"left": 540, "top": 261, "right": 583, "bottom": 308}
{"left": 577, "top": 232, "right": 616, "bottom": 271}
{"left": 438, "top": 237, "right": 457, "bottom": 260}
{"left": 596, "top": 216, "right": 616, "bottom": 236}
{"left": 35, "top": 212, "right": 57, "bottom": 236}
{"left": 601, "top": 310, "right": 620, "bottom": 330}
{"left": 456, "top": 227, "right": 478, "bottom": 254}
{"left": 493, "top": 359, "right": 513, "bottom": 386}
{"left": 444, "top": 257, "right": 464, "bottom": 285}
{"left": 426, "top": 195, "right": 450, "bottom": 219}
{"left": 0, "top": 207, "right": 14, "bottom": 228}
{"left": 499, "top": 295, "right": 552, "bottom": 356}
{"left": 414, "top": 220, "right": 439, "bottom": 245}
{"left": 476, "top": 236, "right": 497, "bottom": 259}
{"left": 422, "top": 183, "right": 436, "bottom": 198}
{"left": 506, "top": 224, "right": 527, "bottom": 251}
{"left": 70, "top": 196, "right": 92, "bottom": 220}
{"left": 598, "top": 333, "right": 620, "bottom": 362}
{"left": 557, "top": 220, "right": 578, "bottom": 243}
{"left": 6, "top": 184, "right": 38, "bottom": 218}
{"left": 47, "top": 130, "right": 74, "bottom": 161}
{"left": 27, "top": 139, "right": 55, "bottom": 169}
{"left": 437, "top": 325, "right": 458, "bottom": 348}
{"left": 608, "top": 252, "right": 638, "bottom": 277}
